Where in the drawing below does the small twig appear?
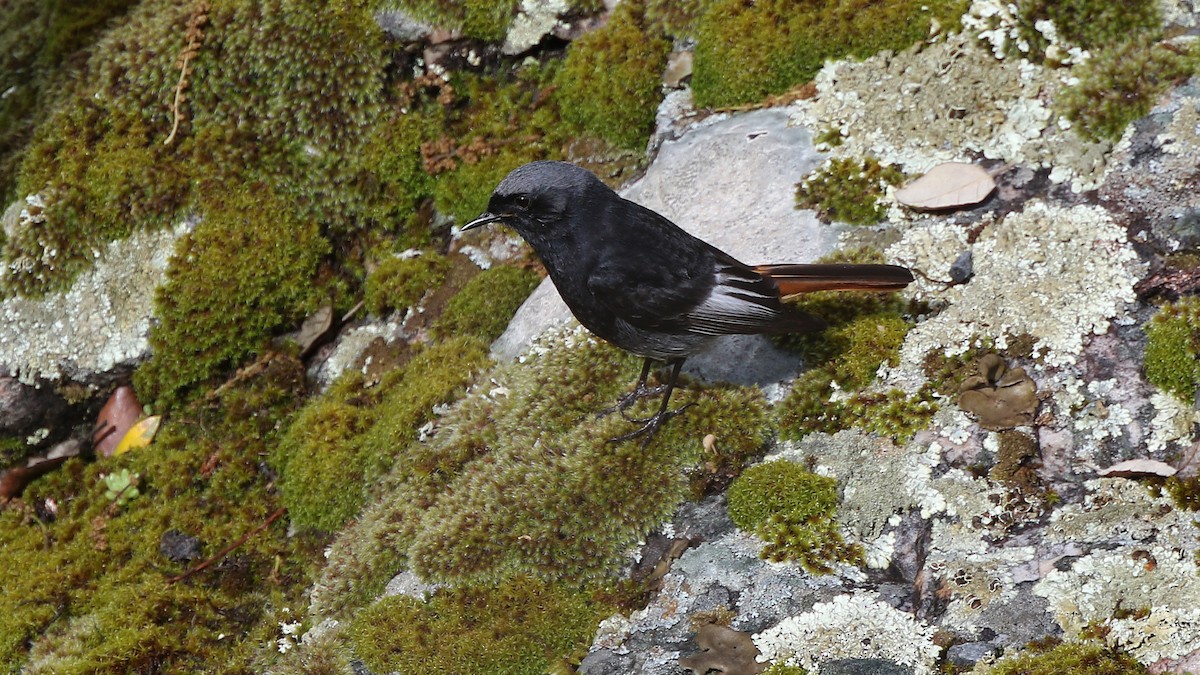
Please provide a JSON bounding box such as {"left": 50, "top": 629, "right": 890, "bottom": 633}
{"left": 167, "top": 506, "right": 287, "bottom": 584}
{"left": 165, "top": 2, "right": 210, "bottom": 145}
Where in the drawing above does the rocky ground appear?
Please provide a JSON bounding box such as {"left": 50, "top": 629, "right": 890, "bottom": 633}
{"left": 2, "top": 0, "right": 1200, "bottom": 673}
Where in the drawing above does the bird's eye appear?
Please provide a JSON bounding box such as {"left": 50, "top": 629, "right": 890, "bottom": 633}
{"left": 514, "top": 194, "right": 531, "bottom": 209}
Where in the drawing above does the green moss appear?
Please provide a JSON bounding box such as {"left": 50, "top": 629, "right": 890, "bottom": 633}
{"left": 1143, "top": 296, "right": 1200, "bottom": 403}
{"left": 364, "top": 252, "right": 450, "bottom": 316}
{"left": 392, "top": 0, "right": 518, "bottom": 41}
{"left": 357, "top": 335, "right": 492, "bottom": 475}
{"left": 350, "top": 575, "right": 605, "bottom": 674}
{"left": 430, "top": 62, "right": 570, "bottom": 224}
{"left": 133, "top": 187, "right": 329, "bottom": 409}
{"left": 795, "top": 157, "right": 905, "bottom": 226}
{"left": 0, "top": 355, "right": 318, "bottom": 672}
{"left": 556, "top": 3, "right": 670, "bottom": 150}
{"left": 727, "top": 460, "right": 862, "bottom": 573}
{"left": 984, "top": 640, "right": 1146, "bottom": 675}
{"left": 773, "top": 248, "right": 932, "bottom": 443}
{"left": 1160, "top": 475, "right": 1200, "bottom": 511}
{"left": 279, "top": 401, "right": 371, "bottom": 531}
{"left": 1013, "top": 0, "right": 1161, "bottom": 63}
{"left": 432, "top": 264, "right": 541, "bottom": 343}
{"left": 644, "top": 0, "right": 715, "bottom": 39}
{"left": 1059, "top": 37, "right": 1196, "bottom": 143}
{"left": 692, "top": 0, "right": 968, "bottom": 108}
{"left": 313, "top": 334, "right": 771, "bottom": 615}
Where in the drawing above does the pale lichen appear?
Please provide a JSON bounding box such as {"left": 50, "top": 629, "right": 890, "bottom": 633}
{"left": 888, "top": 200, "right": 1143, "bottom": 374}
{"left": 0, "top": 221, "right": 188, "bottom": 383}
{"left": 752, "top": 592, "right": 941, "bottom": 674}
{"left": 789, "top": 29, "right": 1112, "bottom": 193}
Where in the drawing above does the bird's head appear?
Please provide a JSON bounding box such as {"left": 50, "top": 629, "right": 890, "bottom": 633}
{"left": 461, "top": 161, "right": 609, "bottom": 244}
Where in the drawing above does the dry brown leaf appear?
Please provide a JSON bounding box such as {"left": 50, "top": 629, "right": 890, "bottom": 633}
{"left": 92, "top": 385, "right": 144, "bottom": 457}
{"left": 895, "top": 162, "right": 996, "bottom": 210}
{"left": 1097, "top": 458, "right": 1177, "bottom": 478}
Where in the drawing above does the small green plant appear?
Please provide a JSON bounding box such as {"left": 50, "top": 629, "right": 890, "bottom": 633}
{"left": 726, "top": 460, "right": 862, "bottom": 573}
{"left": 103, "top": 469, "right": 140, "bottom": 506}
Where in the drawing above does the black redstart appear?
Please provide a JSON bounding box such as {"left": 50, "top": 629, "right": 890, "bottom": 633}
{"left": 463, "top": 161, "right": 914, "bottom": 441}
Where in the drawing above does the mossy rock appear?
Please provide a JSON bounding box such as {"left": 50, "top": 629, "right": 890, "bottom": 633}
{"left": 1059, "top": 37, "right": 1196, "bottom": 143}
{"left": 363, "top": 251, "right": 450, "bottom": 316}
{"left": 984, "top": 640, "right": 1146, "bottom": 675}
{"left": 133, "top": 187, "right": 329, "bottom": 408}
{"left": 350, "top": 575, "right": 605, "bottom": 674}
{"left": 727, "top": 459, "right": 862, "bottom": 573}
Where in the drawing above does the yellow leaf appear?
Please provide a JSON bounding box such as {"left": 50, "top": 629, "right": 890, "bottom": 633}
{"left": 112, "top": 416, "right": 162, "bottom": 456}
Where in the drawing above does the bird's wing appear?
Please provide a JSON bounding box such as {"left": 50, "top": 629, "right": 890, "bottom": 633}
{"left": 588, "top": 255, "right": 822, "bottom": 336}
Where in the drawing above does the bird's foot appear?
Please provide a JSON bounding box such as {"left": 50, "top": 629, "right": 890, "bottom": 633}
{"left": 606, "top": 403, "right": 694, "bottom": 446}
{"left": 596, "top": 384, "right": 669, "bottom": 419}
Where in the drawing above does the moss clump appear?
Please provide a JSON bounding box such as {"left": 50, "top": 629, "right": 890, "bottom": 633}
{"left": 392, "top": 0, "right": 518, "bottom": 41}
{"left": 356, "top": 335, "right": 492, "bottom": 476}
{"left": 727, "top": 460, "right": 862, "bottom": 573}
{"left": 279, "top": 336, "right": 489, "bottom": 533}
{"left": 795, "top": 157, "right": 905, "bottom": 226}
{"left": 1143, "top": 296, "right": 1200, "bottom": 403}
{"left": 1059, "top": 38, "right": 1196, "bottom": 143}
{"left": 0, "top": 355, "right": 318, "bottom": 672}
{"left": 556, "top": 3, "right": 670, "bottom": 150}
{"left": 692, "top": 0, "right": 968, "bottom": 108}
{"left": 133, "top": 188, "right": 329, "bottom": 409}
{"left": 1013, "top": 0, "right": 1160, "bottom": 63}
{"left": 984, "top": 640, "right": 1147, "bottom": 675}
{"left": 278, "top": 400, "right": 371, "bottom": 531}
{"left": 432, "top": 264, "right": 541, "bottom": 343}
{"left": 351, "top": 575, "right": 605, "bottom": 674}
{"left": 363, "top": 252, "right": 450, "bottom": 316}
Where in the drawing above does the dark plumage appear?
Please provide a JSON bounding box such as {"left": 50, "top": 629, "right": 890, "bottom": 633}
{"left": 463, "top": 161, "right": 914, "bottom": 440}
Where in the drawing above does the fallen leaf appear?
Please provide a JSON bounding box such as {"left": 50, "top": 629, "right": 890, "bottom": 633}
{"left": 679, "top": 624, "right": 766, "bottom": 675}
{"left": 895, "top": 162, "right": 996, "bottom": 210}
{"left": 297, "top": 305, "right": 335, "bottom": 358}
{"left": 92, "top": 385, "right": 143, "bottom": 457}
{"left": 1098, "top": 458, "right": 1177, "bottom": 478}
{"left": 112, "top": 416, "right": 162, "bottom": 456}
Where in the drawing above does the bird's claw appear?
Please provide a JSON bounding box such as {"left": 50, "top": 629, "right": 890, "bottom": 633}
{"left": 596, "top": 384, "right": 668, "bottom": 419}
{"left": 606, "top": 403, "right": 694, "bottom": 446}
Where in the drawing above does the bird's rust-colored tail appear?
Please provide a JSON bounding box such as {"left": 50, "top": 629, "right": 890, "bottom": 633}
{"left": 754, "top": 263, "right": 914, "bottom": 297}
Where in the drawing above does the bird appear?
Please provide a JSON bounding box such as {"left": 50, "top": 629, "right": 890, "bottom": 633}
{"left": 462, "top": 160, "right": 914, "bottom": 442}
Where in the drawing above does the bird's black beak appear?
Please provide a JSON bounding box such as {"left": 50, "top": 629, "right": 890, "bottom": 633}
{"left": 461, "top": 211, "right": 506, "bottom": 231}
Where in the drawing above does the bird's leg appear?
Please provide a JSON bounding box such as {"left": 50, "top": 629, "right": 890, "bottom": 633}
{"left": 607, "top": 358, "right": 693, "bottom": 445}
{"left": 597, "top": 358, "right": 667, "bottom": 418}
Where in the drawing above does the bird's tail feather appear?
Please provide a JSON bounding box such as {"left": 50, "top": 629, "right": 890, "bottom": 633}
{"left": 754, "top": 263, "right": 914, "bottom": 297}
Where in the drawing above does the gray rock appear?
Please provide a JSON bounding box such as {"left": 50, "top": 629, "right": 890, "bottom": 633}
{"left": 947, "top": 641, "right": 1000, "bottom": 668}
{"left": 503, "top": 0, "right": 569, "bottom": 55}
{"left": 820, "top": 659, "right": 913, "bottom": 675}
{"left": 491, "top": 107, "right": 834, "bottom": 391}
{"left": 373, "top": 8, "right": 435, "bottom": 42}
